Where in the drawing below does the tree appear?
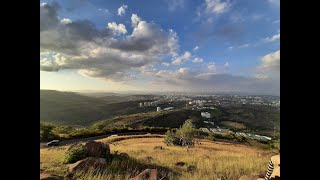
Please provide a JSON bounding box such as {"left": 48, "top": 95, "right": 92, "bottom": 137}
{"left": 40, "top": 124, "right": 55, "bottom": 142}
{"left": 164, "top": 119, "right": 199, "bottom": 147}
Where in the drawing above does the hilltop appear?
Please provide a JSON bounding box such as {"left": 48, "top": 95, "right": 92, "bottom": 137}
{"left": 40, "top": 135, "right": 274, "bottom": 180}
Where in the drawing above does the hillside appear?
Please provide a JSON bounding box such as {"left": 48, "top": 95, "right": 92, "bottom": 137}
{"left": 40, "top": 135, "right": 274, "bottom": 180}
{"left": 40, "top": 90, "right": 156, "bottom": 126}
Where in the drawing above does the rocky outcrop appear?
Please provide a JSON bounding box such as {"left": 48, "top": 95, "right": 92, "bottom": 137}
{"left": 84, "top": 141, "right": 110, "bottom": 158}
{"left": 130, "top": 169, "right": 158, "bottom": 180}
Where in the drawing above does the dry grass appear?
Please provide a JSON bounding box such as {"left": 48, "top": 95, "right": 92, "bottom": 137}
{"left": 40, "top": 135, "right": 273, "bottom": 180}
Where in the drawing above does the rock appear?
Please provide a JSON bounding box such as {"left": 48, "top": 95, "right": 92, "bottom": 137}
{"left": 144, "top": 156, "right": 154, "bottom": 163}
{"left": 187, "top": 165, "right": 196, "bottom": 172}
{"left": 40, "top": 173, "right": 64, "bottom": 180}
{"left": 84, "top": 141, "right": 110, "bottom": 158}
{"left": 175, "top": 162, "right": 186, "bottom": 166}
{"left": 154, "top": 146, "right": 163, "bottom": 150}
{"left": 130, "top": 169, "right": 158, "bottom": 180}
{"left": 68, "top": 157, "right": 107, "bottom": 173}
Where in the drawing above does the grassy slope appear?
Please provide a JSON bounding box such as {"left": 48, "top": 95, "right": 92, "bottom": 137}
{"left": 40, "top": 90, "right": 156, "bottom": 126}
{"left": 40, "top": 135, "right": 274, "bottom": 180}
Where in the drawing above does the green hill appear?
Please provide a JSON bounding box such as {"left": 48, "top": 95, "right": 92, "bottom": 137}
{"left": 40, "top": 90, "right": 156, "bottom": 126}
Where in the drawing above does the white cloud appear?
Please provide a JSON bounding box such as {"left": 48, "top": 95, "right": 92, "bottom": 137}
{"left": 268, "top": 0, "right": 280, "bottom": 6}
{"left": 260, "top": 50, "right": 280, "bottom": 71}
{"left": 228, "top": 46, "right": 233, "bottom": 50}
{"left": 98, "top": 8, "right": 109, "bottom": 14}
{"left": 107, "top": 22, "right": 127, "bottom": 35}
{"left": 192, "top": 57, "right": 204, "bottom": 63}
{"left": 40, "top": 3, "right": 179, "bottom": 81}
{"left": 40, "top": 2, "right": 47, "bottom": 6}
{"left": 208, "top": 62, "right": 216, "bottom": 72}
{"left": 264, "top": 33, "right": 280, "bottom": 42}
{"left": 178, "top": 68, "right": 189, "bottom": 74}
{"left": 238, "top": 43, "right": 249, "bottom": 48}
{"left": 193, "top": 46, "right": 199, "bottom": 51}
{"left": 117, "top": 4, "right": 128, "bottom": 16}
{"left": 224, "top": 62, "right": 229, "bottom": 68}
{"left": 161, "top": 62, "right": 170, "bottom": 66}
{"left": 60, "top": 18, "right": 72, "bottom": 24}
{"left": 131, "top": 14, "right": 141, "bottom": 27}
{"left": 256, "top": 50, "right": 280, "bottom": 78}
{"left": 272, "top": 20, "right": 280, "bottom": 24}
{"left": 205, "top": 0, "right": 230, "bottom": 14}
{"left": 172, "top": 51, "right": 192, "bottom": 65}
{"left": 167, "top": 0, "right": 184, "bottom": 11}
{"left": 153, "top": 66, "right": 279, "bottom": 95}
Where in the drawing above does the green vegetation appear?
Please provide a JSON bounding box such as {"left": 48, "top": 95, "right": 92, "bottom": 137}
{"left": 40, "top": 90, "right": 157, "bottom": 126}
{"left": 164, "top": 120, "right": 200, "bottom": 147}
{"left": 64, "top": 144, "right": 87, "bottom": 163}
{"left": 40, "top": 123, "right": 57, "bottom": 141}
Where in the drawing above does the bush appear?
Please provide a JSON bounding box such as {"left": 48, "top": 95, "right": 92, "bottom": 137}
{"left": 64, "top": 144, "right": 87, "bottom": 163}
{"left": 40, "top": 123, "right": 56, "bottom": 142}
{"left": 164, "top": 120, "right": 198, "bottom": 147}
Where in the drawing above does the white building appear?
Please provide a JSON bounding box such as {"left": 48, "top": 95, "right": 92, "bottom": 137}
{"left": 201, "top": 112, "right": 211, "bottom": 118}
{"left": 139, "top": 102, "right": 143, "bottom": 107}
{"left": 157, "top": 107, "right": 162, "bottom": 112}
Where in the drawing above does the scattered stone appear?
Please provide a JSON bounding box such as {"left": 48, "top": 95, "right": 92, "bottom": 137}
{"left": 84, "top": 141, "right": 110, "bottom": 158}
{"left": 175, "top": 162, "right": 186, "bottom": 166}
{"left": 68, "top": 157, "right": 107, "bottom": 173}
{"left": 187, "top": 165, "right": 197, "bottom": 172}
{"left": 40, "top": 173, "right": 64, "bottom": 180}
{"left": 130, "top": 169, "right": 158, "bottom": 180}
{"left": 154, "top": 146, "right": 163, "bottom": 150}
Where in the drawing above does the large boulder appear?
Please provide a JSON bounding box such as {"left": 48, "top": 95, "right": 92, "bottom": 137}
{"left": 68, "top": 157, "right": 107, "bottom": 173}
{"left": 40, "top": 173, "right": 64, "bottom": 180}
{"left": 130, "top": 169, "right": 158, "bottom": 180}
{"left": 84, "top": 141, "right": 110, "bottom": 158}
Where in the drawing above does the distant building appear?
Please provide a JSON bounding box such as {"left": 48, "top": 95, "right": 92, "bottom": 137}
{"left": 201, "top": 112, "right": 211, "bottom": 118}
{"left": 157, "top": 107, "right": 162, "bottom": 112}
{"left": 139, "top": 102, "right": 143, "bottom": 107}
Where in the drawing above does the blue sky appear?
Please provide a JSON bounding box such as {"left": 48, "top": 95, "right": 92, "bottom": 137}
{"left": 40, "top": 0, "right": 280, "bottom": 95}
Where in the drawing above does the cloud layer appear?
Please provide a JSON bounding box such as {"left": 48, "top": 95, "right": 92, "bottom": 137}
{"left": 40, "top": 4, "right": 178, "bottom": 81}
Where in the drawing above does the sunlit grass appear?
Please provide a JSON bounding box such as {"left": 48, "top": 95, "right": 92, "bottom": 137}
{"left": 40, "top": 136, "right": 273, "bottom": 179}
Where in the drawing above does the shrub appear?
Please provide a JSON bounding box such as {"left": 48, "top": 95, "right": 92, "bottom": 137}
{"left": 64, "top": 144, "right": 87, "bottom": 163}
{"left": 40, "top": 123, "right": 56, "bottom": 142}
{"left": 164, "top": 120, "right": 198, "bottom": 147}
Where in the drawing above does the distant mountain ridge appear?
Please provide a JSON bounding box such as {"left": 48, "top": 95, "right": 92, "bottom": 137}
{"left": 40, "top": 90, "right": 156, "bottom": 126}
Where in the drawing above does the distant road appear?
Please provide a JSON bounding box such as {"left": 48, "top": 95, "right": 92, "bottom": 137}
{"left": 40, "top": 131, "right": 165, "bottom": 148}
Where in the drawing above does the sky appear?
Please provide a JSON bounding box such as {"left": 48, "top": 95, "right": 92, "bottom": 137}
{"left": 40, "top": 0, "right": 280, "bottom": 95}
